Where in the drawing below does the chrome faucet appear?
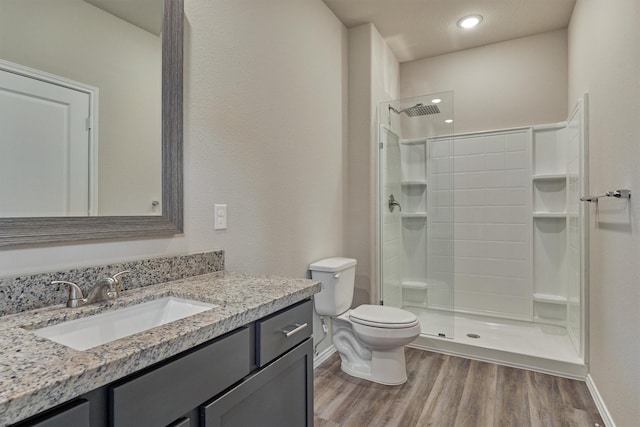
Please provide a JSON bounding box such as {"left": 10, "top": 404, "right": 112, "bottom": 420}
{"left": 388, "top": 194, "right": 402, "bottom": 212}
{"left": 52, "top": 271, "right": 130, "bottom": 308}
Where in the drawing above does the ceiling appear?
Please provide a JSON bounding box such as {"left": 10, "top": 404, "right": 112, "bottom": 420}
{"left": 322, "top": 0, "right": 577, "bottom": 62}
{"left": 84, "top": 0, "right": 164, "bottom": 36}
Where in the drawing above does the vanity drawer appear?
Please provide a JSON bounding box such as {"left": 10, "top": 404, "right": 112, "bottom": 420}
{"left": 256, "top": 299, "right": 312, "bottom": 367}
{"left": 110, "top": 327, "right": 250, "bottom": 427}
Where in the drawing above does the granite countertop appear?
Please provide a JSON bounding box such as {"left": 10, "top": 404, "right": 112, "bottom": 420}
{"left": 0, "top": 271, "right": 320, "bottom": 426}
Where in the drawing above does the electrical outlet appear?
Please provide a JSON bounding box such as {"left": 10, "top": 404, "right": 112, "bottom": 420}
{"left": 214, "top": 204, "right": 227, "bottom": 230}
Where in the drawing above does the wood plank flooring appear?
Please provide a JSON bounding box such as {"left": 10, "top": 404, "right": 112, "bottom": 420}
{"left": 314, "top": 348, "right": 604, "bottom": 427}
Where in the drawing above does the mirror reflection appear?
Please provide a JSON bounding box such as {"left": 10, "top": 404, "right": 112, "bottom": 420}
{"left": 0, "top": 0, "right": 163, "bottom": 217}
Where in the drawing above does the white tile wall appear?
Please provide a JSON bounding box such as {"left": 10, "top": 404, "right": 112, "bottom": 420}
{"left": 431, "top": 130, "right": 533, "bottom": 320}
{"left": 427, "top": 138, "right": 455, "bottom": 314}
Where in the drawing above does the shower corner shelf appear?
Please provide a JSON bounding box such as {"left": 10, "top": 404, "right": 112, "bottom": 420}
{"left": 401, "top": 280, "right": 448, "bottom": 290}
{"left": 401, "top": 180, "right": 427, "bottom": 186}
{"left": 533, "top": 293, "right": 567, "bottom": 304}
{"left": 532, "top": 174, "right": 566, "bottom": 181}
{"left": 532, "top": 212, "right": 567, "bottom": 218}
{"left": 401, "top": 281, "right": 428, "bottom": 290}
{"left": 400, "top": 138, "right": 427, "bottom": 146}
{"left": 402, "top": 212, "right": 428, "bottom": 219}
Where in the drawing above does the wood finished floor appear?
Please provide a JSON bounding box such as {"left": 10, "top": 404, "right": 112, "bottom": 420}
{"left": 314, "top": 348, "right": 604, "bottom": 427}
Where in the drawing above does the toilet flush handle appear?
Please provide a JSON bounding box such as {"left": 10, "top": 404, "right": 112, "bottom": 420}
{"left": 333, "top": 273, "right": 340, "bottom": 279}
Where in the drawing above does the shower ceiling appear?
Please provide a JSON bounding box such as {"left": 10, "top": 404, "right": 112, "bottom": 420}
{"left": 322, "top": 0, "right": 577, "bottom": 62}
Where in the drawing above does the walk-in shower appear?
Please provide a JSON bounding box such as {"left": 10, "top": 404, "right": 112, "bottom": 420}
{"left": 378, "top": 92, "right": 588, "bottom": 378}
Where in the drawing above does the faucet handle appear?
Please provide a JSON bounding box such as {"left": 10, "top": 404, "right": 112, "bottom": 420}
{"left": 51, "top": 281, "right": 86, "bottom": 308}
{"left": 111, "top": 270, "right": 130, "bottom": 294}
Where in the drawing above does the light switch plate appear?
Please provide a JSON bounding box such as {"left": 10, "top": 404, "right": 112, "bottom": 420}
{"left": 214, "top": 204, "right": 227, "bottom": 230}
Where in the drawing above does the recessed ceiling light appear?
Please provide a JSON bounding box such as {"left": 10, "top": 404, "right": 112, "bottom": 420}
{"left": 457, "top": 15, "right": 483, "bottom": 29}
{"left": 445, "top": 119, "right": 453, "bottom": 124}
{"left": 432, "top": 98, "right": 442, "bottom": 104}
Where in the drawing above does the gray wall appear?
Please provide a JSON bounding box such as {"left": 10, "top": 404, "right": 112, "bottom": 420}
{"left": 568, "top": 0, "right": 640, "bottom": 424}
{"left": 0, "top": 0, "right": 348, "bottom": 354}
{"left": 0, "top": 0, "right": 348, "bottom": 279}
{"left": 400, "top": 29, "right": 569, "bottom": 134}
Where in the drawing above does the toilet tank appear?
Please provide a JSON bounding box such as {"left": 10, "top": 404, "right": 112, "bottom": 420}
{"left": 309, "top": 257, "right": 357, "bottom": 316}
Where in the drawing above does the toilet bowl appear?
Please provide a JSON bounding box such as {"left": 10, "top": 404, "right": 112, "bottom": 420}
{"left": 310, "top": 257, "right": 421, "bottom": 385}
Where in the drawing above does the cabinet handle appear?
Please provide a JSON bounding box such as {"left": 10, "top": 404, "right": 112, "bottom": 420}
{"left": 282, "top": 323, "right": 308, "bottom": 337}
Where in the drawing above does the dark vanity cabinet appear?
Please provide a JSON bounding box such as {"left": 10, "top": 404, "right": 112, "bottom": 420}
{"left": 13, "top": 299, "right": 314, "bottom": 427}
{"left": 202, "top": 298, "right": 314, "bottom": 427}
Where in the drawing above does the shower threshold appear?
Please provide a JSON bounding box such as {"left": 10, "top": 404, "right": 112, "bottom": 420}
{"left": 404, "top": 307, "right": 587, "bottom": 379}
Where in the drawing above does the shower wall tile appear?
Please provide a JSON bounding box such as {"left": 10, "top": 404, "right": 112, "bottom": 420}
{"left": 485, "top": 206, "right": 528, "bottom": 223}
{"left": 453, "top": 139, "right": 482, "bottom": 156}
{"left": 438, "top": 129, "right": 533, "bottom": 319}
{"left": 430, "top": 140, "right": 452, "bottom": 157}
{"left": 454, "top": 291, "right": 532, "bottom": 320}
{"left": 453, "top": 224, "right": 486, "bottom": 240}
{"left": 455, "top": 241, "right": 528, "bottom": 260}
{"left": 507, "top": 133, "right": 527, "bottom": 151}
{"left": 504, "top": 170, "right": 528, "bottom": 187}
{"left": 506, "top": 151, "right": 528, "bottom": 169}
{"left": 485, "top": 188, "right": 527, "bottom": 206}
{"left": 483, "top": 153, "right": 507, "bottom": 171}
{"left": 455, "top": 207, "right": 486, "bottom": 223}
{"left": 455, "top": 274, "right": 529, "bottom": 297}
{"left": 482, "top": 135, "right": 507, "bottom": 153}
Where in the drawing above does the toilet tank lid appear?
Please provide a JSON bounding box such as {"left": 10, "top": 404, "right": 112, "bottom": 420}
{"left": 309, "top": 257, "right": 357, "bottom": 272}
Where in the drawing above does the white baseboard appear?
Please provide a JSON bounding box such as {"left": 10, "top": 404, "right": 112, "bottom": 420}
{"left": 585, "top": 374, "right": 615, "bottom": 427}
{"left": 314, "top": 344, "right": 336, "bottom": 369}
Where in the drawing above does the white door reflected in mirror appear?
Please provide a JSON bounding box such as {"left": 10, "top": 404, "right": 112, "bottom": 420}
{"left": 0, "top": 68, "right": 93, "bottom": 216}
{"left": 0, "top": 0, "right": 163, "bottom": 217}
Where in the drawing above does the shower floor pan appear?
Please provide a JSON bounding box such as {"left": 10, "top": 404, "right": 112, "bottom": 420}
{"left": 405, "top": 307, "right": 587, "bottom": 379}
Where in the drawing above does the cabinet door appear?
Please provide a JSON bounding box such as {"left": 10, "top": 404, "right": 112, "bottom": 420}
{"left": 111, "top": 327, "right": 250, "bottom": 427}
{"left": 201, "top": 338, "right": 313, "bottom": 427}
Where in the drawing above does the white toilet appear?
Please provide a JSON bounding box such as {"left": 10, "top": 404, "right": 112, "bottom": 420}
{"left": 310, "top": 257, "right": 421, "bottom": 385}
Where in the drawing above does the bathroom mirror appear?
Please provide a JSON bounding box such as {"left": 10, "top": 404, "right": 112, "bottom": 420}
{"left": 0, "top": 0, "right": 183, "bottom": 247}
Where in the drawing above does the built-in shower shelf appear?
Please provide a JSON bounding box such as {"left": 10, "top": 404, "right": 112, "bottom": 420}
{"left": 532, "top": 212, "right": 567, "bottom": 218}
{"left": 401, "top": 280, "right": 448, "bottom": 290}
{"left": 402, "top": 212, "right": 428, "bottom": 219}
{"left": 533, "top": 293, "right": 567, "bottom": 304}
{"left": 532, "top": 174, "right": 566, "bottom": 181}
{"left": 401, "top": 180, "right": 427, "bottom": 186}
{"left": 401, "top": 281, "right": 428, "bottom": 290}
{"left": 400, "top": 138, "right": 427, "bottom": 145}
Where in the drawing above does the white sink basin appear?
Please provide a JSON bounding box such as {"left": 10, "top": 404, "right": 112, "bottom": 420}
{"left": 32, "top": 297, "right": 219, "bottom": 351}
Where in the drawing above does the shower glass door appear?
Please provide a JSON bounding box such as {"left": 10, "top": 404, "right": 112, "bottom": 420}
{"left": 379, "top": 92, "right": 455, "bottom": 338}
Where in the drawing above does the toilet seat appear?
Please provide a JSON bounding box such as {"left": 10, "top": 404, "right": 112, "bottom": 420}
{"left": 349, "top": 305, "right": 419, "bottom": 329}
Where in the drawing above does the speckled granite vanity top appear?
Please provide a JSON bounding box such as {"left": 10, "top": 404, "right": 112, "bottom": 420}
{"left": 0, "top": 271, "right": 320, "bottom": 426}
